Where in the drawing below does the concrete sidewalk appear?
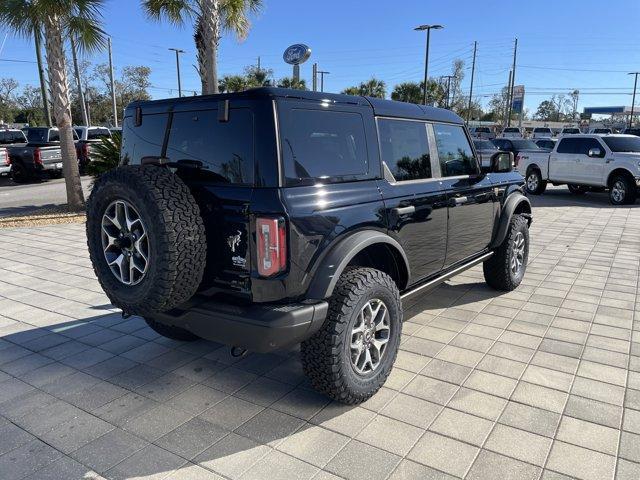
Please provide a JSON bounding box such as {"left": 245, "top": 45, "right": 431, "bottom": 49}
{"left": 0, "top": 188, "right": 638, "bottom": 479}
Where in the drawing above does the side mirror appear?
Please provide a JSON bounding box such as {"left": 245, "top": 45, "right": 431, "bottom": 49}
{"left": 588, "top": 148, "right": 603, "bottom": 158}
{"left": 491, "top": 151, "right": 513, "bottom": 173}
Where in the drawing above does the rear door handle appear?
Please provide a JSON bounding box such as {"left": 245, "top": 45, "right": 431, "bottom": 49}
{"left": 393, "top": 206, "right": 415, "bottom": 215}
{"left": 452, "top": 196, "right": 468, "bottom": 206}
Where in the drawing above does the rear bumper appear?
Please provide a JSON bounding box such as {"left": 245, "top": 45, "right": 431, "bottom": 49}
{"left": 152, "top": 296, "right": 329, "bottom": 353}
{"left": 0, "top": 165, "right": 10, "bottom": 175}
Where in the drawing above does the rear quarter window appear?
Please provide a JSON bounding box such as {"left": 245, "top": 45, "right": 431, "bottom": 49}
{"left": 165, "top": 109, "right": 254, "bottom": 184}
{"left": 279, "top": 107, "right": 369, "bottom": 186}
{"left": 121, "top": 113, "right": 169, "bottom": 164}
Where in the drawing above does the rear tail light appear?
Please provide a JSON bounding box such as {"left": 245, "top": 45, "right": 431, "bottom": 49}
{"left": 34, "top": 147, "right": 42, "bottom": 165}
{"left": 256, "top": 217, "right": 287, "bottom": 277}
{"left": 515, "top": 153, "right": 522, "bottom": 167}
{"left": 2, "top": 148, "right": 8, "bottom": 166}
{"left": 82, "top": 143, "right": 89, "bottom": 157}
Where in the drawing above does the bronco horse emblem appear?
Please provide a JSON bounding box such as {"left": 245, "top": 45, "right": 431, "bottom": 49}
{"left": 227, "top": 230, "right": 242, "bottom": 253}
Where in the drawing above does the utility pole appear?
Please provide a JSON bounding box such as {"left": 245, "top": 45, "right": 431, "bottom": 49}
{"left": 504, "top": 70, "right": 512, "bottom": 127}
{"left": 169, "top": 48, "right": 185, "bottom": 97}
{"left": 318, "top": 71, "right": 330, "bottom": 92}
{"left": 33, "top": 27, "right": 52, "bottom": 127}
{"left": 415, "top": 24, "right": 444, "bottom": 105}
{"left": 629, "top": 72, "right": 639, "bottom": 128}
{"left": 467, "top": 41, "right": 477, "bottom": 123}
{"left": 70, "top": 37, "right": 89, "bottom": 126}
{"left": 507, "top": 38, "right": 518, "bottom": 127}
{"left": 312, "top": 63, "right": 317, "bottom": 91}
{"left": 108, "top": 37, "right": 118, "bottom": 128}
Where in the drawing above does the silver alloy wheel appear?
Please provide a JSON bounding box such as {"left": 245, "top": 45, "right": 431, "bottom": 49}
{"left": 611, "top": 180, "right": 626, "bottom": 203}
{"left": 510, "top": 231, "right": 525, "bottom": 277}
{"left": 526, "top": 172, "right": 539, "bottom": 192}
{"left": 350, "top": 299, "right": 390, "bottom": 375}
{"left": 101, "top": 199, "right": 150, "bottom": 286}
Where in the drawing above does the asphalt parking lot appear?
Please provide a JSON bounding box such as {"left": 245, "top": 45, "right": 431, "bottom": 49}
{"left": 0, "top": 186, "right": 639, "bottom": 480}
{"left": 0, "top": 176, "right": 92, "bottom": 218}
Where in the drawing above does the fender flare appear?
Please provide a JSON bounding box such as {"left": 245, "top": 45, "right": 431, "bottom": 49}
{"left": 490, "top": 192, "right": 532, "bottom": 249}
{"left": 306, "top": 230, "right": 410, "bottom": 300}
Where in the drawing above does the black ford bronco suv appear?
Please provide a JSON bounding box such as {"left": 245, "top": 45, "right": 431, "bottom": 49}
{"left": 86, "top": 88, "right": 532, "bottom": 404}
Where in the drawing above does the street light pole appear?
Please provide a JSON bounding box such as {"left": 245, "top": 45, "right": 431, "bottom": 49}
{"left": 415, "top": 24, "right": 444, "bottom": 105}
{"left": 629, "top": 72, "right": 639, "bottom": 128}
{"left": 169, "top": 48, "right": 185, "bottom": 97}
{"left": 318, "top": 71, "right": 330, "bottom": 92}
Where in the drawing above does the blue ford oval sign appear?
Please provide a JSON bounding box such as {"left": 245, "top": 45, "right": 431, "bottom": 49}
{"left": 283, "top": 44, "right": 311, "bottom": 65}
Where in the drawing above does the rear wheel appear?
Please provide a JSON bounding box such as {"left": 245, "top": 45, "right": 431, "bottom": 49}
{"left": 567, "top": 184, "right": 587, "bottom": 195}
{"left": 609, "top": 174, "right": 636, "bottom": 205}
{"left": 525, "top": 169, "right": 547, "bottom": 195}
{"left": 301, "top": 267, "right": 402, "bottom": 404}
{"left": 11, "top": 163, "right": 30, "bottom": 183}
{"left": 144, "top": 317, "right": 199, "bottom": 341}
{"left": 484, "top": 215, "right": 529, "bottom": 291}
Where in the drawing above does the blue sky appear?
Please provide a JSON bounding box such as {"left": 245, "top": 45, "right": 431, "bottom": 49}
{"left": 1, "top": 0, "right": 639, "bottom": 114}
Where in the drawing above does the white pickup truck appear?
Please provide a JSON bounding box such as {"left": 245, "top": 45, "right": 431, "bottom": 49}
{"left": 516, "top": 134, "right": 640, "bottom": 205}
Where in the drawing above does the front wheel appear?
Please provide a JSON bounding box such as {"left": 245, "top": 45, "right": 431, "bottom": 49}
{"left": 609, "top": 174, "right": 636, "bottom": 205}
{"left": 484, "top": 215, "right": 529, "bottom": 291}
{"left": 301, "top": 267, "right": 402, "bottom": 404}
{"left": 525, "top": 169, "right": 547, "bottom": 195}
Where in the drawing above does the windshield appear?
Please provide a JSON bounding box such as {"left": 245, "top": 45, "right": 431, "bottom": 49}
{"left": 87, "top": 128, "right": 111, "bottom": 140}
{"left": 473, "top": 139, "right": 497, "bottom": 150}
{"left": 602, "top": 137, "right": 640, "bottom": 153}
{"left": 512, "top": 140, "right": 540, "bottom": 150}
{"left": 563, "top": 128, "right": 580, "bottom": 133}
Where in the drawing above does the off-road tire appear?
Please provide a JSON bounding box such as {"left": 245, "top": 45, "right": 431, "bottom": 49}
{"left": 86, "top": 165, "right": 206, "bottom": 316}
{"left": 483, "top": 214, "right": 529, "bottom": 291}
{"left": 144, "top": 317, "right": 199, "bottom": 341}
{"left": 525, "top": 168, "right": 547, "bottom": 195}
{"left": 609, "top": 173, "right": 636, "bottom": 205}
{"left": 301, "top": 267, "right": 402, "bottom": 404}
{"left": 567, "top": 184, "right": 586, "bottom": 195}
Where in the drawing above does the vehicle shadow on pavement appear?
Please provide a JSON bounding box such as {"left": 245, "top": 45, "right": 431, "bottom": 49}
{"left": 528, "top": 186, "right": 640, "bottom": 209}
{"left": 0, "top": 311, "right": 381, "bottom": 479}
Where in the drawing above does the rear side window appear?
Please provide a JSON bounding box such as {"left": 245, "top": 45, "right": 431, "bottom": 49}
{"left": 557, "top": 138, "right": 602, "bottom": 154}
{"left": 165, "top": 109, "right": 254, "bottom": 184}
{"left": 280, "top": 108, "right": 368, "bottom": 186}
{"left": 378, "top": 119, "right": 431, "bottom": 181}
{"left": 121, "top": 113, "right": 168, "bottom": 164}
{"left": 433, "top": 124, "right": 477, "bottom": 177}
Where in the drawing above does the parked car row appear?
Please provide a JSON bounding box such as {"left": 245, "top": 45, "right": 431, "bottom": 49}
{"left": 471, "top": 125, "right": 640, "bottom": 141}
{"left": 0, "top": 125, "right": 113, "bottom": 182}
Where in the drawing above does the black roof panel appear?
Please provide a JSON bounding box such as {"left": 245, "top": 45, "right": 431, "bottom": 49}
{"left": 126, "top": 87, "right": 464, "bottom": 124}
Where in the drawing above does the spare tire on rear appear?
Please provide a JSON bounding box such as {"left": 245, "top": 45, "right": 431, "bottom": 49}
{"left": 86, "top": 165, "right": 206, "bottom": 316}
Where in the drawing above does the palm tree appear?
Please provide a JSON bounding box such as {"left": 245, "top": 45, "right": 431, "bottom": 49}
{"left": 341, "top": 78, "right": 386, "bottom": 99}
{"left": 0, "top": 0, "right": 106, "bottom": 209}
{"left": 277, "top": 77, "right": 307, "bottom": 90}
{"left": 391, "top": 82, "right": 423, "bottom": 104}
{"left": 218, "top": 74, "right": 249, "bottom": 93}
{"left": 144, "top": 0, "right": 262, "bottom": 95}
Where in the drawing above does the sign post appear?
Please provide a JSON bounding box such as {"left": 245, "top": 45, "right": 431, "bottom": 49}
{"left": 283, "top": 44, "right": 311, "bottom": 86}
{"left": 512, "top": 85, "right": 525, "bottom": 127}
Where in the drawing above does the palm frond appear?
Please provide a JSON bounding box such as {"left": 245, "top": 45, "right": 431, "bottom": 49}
{"left": 142, "top": 0, "right": 195, "bottom": 25}
{"left": 221, "top": 0, "right": 262, "bottom": 40}
{"left": 0, "top": 0, "right": 41, "bottom": 38}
